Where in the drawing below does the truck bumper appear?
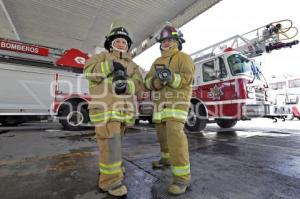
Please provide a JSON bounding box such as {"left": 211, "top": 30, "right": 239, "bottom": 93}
{"left": 242, "top": 104, "right": 288, "bottom": 119}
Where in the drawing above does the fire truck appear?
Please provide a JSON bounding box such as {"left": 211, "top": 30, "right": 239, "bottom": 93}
{"left": 184, "top": 19, "right": 299, "bottom": 131}
{"left": 0, "top": 38, "right": 152, "bottom": 130}
{"left": 0, "top": 37, "right": 92, "bottom": 130}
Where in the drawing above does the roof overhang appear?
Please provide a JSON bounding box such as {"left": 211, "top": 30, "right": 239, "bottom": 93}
{"left": 0, "top": 0, "right": 222, "bottom": 56}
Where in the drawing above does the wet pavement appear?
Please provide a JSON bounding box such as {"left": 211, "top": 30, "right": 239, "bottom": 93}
{"left": 0, "top": 119, "right": 300, "bottom": 199}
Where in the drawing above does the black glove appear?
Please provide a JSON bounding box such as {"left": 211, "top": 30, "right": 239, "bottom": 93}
{"left": 114, "top": 80, "right": 127, "bottom": 95}
{"left": 112, "top": 69, "right": 127, "bottom": 95}
{"left": 156, "top": 68, "right": 173, "bottom": 83}
{"left": 113, "top": 61, "right": 125, "bottom": 72}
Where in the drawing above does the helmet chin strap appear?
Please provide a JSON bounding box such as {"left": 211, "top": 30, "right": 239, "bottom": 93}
{"left": 112, "top": 39, "right": 128, "bottom": 53}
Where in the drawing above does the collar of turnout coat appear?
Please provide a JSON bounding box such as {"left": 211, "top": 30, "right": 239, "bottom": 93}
{"left": 111, "top": 50, "right": 132, "bottom": 60}
{"left": 161, "top": 45, "right": 179, "bottom": 58}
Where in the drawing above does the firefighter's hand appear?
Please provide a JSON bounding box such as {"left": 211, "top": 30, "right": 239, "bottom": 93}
{"left": 112, "top": 61, "right": 126, "bottom": 72}
{"left": 156, "top": 68, "right": 173, "bottom": 83}
{"left": 114, "top": 80, "right": 127, "bottom": 95}
{"left": 151, "top": 76, "right": 165, "bottom": 90}
{"left": 114, "top": 80, "right": 135, "bottom": 95}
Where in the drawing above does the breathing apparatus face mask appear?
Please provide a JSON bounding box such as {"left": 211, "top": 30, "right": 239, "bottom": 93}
{"left": 112, "top": 38, "right": 128, "bottom": 53}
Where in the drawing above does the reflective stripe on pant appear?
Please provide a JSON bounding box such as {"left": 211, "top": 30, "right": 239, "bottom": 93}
{"left": 155, "top": 123, "right": 169, "bottom": 160}
{"left": 96, "top": 121, "right": 124, "bottom": 190}
{"left": 90, "top": 111, "right": 135, "bottom": 126}
{"left": 166, "top": 120, "right": 191, "bottom": 184}
{"left": 153, "top": 108, "right": 188, "bottom": 123}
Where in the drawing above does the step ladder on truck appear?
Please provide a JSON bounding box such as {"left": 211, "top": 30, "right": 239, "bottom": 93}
{"left": 185, "top": 19, "right": 299, "bottom": 132}
{"left": 0, "top": 38, "right": 91, "bottom": 130}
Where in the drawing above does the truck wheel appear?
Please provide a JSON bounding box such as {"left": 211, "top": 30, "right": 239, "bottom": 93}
{"left": 185, "top": 103, "right": 207, "bottom": 132}
{"left": 216, "top": 119, "right": 237, "bottom": 128}
{"left": 60, "top": 106, "right": 89, "bottom": 131}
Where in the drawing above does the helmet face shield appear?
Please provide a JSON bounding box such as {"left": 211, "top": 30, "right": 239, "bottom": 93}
{"left": 156, "top": 25, "right": 185, "bottom": 50}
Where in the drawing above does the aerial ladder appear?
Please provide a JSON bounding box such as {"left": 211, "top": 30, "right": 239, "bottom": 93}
{"left": 191, "top": 19, "right": 299, "bottom": 62}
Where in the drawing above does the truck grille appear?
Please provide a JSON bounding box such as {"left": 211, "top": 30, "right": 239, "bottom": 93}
{"left": 255, "top": 88, "right": 265, "bottom": 103}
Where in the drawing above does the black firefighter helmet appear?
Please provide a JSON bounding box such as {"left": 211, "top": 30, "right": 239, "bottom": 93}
{"left": 104, "top": 27, "right": 133, "bottom": 52}
{"left": 156, "top": 25, "right": 185, "bottom": 50}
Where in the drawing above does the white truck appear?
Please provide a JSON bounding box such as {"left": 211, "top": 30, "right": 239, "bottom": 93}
{"left": 269, "top": 77, "right": 300, "bottom": 121}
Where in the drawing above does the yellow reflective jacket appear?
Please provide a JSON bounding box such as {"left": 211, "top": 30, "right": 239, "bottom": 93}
{"left": 84, "top": 51, "right": 144, "bottom": 125}
{"left": 145, "top": 46, "right": 195, "bottom": 123}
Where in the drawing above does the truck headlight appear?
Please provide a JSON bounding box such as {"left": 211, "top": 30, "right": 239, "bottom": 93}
{"left": 246, "top": 86, "right": 254, "bottom": 92}
{"left": 247, "top": 92, "right": 255, "bottom": 99}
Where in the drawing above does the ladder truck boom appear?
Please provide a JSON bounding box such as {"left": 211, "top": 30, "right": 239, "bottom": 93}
{"left": 191, "top": 19, "right": 299, "bottom": 62}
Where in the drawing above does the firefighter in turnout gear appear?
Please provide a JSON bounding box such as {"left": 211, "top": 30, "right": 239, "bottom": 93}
{"left": 145, "top": 25, "right": 195, "bottom": 195}
{"left": 84, "top": 27, "right": 144, "bottom": 197}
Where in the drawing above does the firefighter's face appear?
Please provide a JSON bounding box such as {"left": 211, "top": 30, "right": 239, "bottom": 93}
{"left": 161, "top": 38, "right": 176, "bottom": 50}
{"left": 112, "top": 38, "right": 128, "bottom": 51}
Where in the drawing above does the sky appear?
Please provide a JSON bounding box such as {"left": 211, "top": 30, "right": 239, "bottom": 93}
{"left": 134, "top": 0, "right": 300, "bottom": 81}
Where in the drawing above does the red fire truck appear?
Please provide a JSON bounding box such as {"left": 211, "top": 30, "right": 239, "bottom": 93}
{"left": 185, "top": 19, "right": 299, "bottom": 131}
{"left": 0, "top": 37, "right": 92, "bottom": 130}
{"left": 0, "top": 37, "right": 153, "bottom": 130}
{"left": 0, "top": 36, "right": 157, "bottom": 130}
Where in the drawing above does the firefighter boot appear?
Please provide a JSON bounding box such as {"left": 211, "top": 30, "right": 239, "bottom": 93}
{"left": 107, "top": 183, "right": 128, "bottom": 197}
{"left": 152, "top": 158, "right": 171, "bottom": 169}
{"left": 166, "top": 120, "right": 191, "bottom": 195}
{"left": 168, "top": 182, "right": 190, "bottom": 195}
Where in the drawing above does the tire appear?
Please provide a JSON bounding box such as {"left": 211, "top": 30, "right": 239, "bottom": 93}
{"left": 289, "top": 115, "right": 295, "bottom": 120}
{"left": 297, "top": 116, "right": 300, "bottom": 120}
{"left": 185, "top": 103, "right": 207, "bottom": 132}
{"left": 216, "top": 119, "right": 237, "bottom": 128}
{"left": 59, "top": 106, "right": 89, "bottom": 131}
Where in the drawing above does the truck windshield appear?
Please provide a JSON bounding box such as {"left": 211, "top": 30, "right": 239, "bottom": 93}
{"left": 227, "top": 54, "right": 253, "bottom": 77}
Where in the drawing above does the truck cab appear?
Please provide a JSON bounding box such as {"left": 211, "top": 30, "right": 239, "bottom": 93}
{"left": 186, "top": 50, "right": 274, "bottom": 131}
